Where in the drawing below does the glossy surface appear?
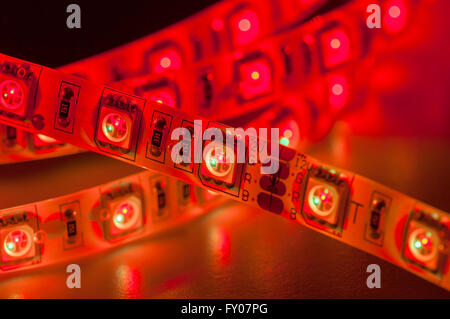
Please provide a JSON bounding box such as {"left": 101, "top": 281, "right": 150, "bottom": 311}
{"left": 0, "top": 201, "right": 448, "bottom": 298}
{"left": 0, "top": 133, "right": 449, "bottom": 298}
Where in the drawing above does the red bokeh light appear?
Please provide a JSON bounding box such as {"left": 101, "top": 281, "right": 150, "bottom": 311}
{"left": 211, "top": 18, "right": 224, "bottom": 31}
{"left": 146, "top": 88, "right": 178, "bottom": 108}
{"left": 149, "top": 47, "right": 182, "bottom": 74}
{"left": 319, "top": 27, "right": 350, "bottom": 70}
{"left": 238, "top": 18, "right": 251, "bottom": 32}
{"left": 228, "top": 9, "right": 260, "bottom": 46}
{"left": 384, "top": 0, "right": 407, "bottom": 33}
{"left": 160, "top": 57, "right": 171, "bottom": 69}
{"left": 33, "top": 134, "right": 61, "bottom": 148}
{"left": 328, "top": 75, "right": 348, "bottom": 110}
{"left": 236, "top": 56, "right": 273, "bottom": 101}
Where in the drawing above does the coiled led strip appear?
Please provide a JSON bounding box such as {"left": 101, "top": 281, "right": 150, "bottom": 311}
{"left": 0, "top": 0, "right": 331, "bottom": 278}
{"left": 0, "top": 0, "right": 328, "bottom": 164}
{"left": 0, "top": 0, "right": 431, "bottom": 167}
{"left": 0, "top": 0, "right": 448, "bottom": 289}
{"left": 0, "top": 52, "right": 448, "bottom": 290}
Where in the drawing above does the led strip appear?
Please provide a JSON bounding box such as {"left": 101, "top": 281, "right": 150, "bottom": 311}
{"left": 0, "top": 169, "right": 226, "bottom": 275}
{"left": 61, "top": 0, "right": 423, "bottom": 138}
{"left": 0, "top": 0, "right": 329, "bottom": 164}
{"left": 0, "top": 0, "right": 335, "bottom": 277}
{"left": 0, "top": 0, "right": 431, "bottom": 166}
{"left": 0, "top": 53, "right": 448, "bottom": 290}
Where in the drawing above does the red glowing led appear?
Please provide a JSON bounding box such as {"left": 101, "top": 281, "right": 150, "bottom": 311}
{"left": 160, "top": 57, "right": 171, "bottom": 69}
{"left": 408, "top": 228, "right": 438, "bottom": 263}
{"left": 96, "top": 104, "right": 134, "bottom": 153}
{"left": 280, "top": 128, "right": 294, "bottom": 146}
{"left": 112, "top": 201, "right": 140, "bottom": 230}
{"left": 331, "top": 83, "right": 343, "bottom": 96}
{"left": 384, "top": 0, "right": 407, "bottom": 33}
{"left": 238, "top": 18, "right": 251, "bottom": 32}
{"left": 389, "top": 6, "right": 401, "bottom": 18}
{"left": 308, "top": 185, "right": 337, "bottom": 217}
{"left": 319, "top": 27, "right": 350, "bottom": 69}
{"left": 229, "top": 9, "right": 260, "bottom": 46}
{"left": 102, "top": 113, "right": 129, "bottom": 143}
{"left": 149, "top": 47, "right": 182, "bottom": 73}
{"left": 328, "top": 75, "right": 348, "bottom": 110}
{"left": 33, "top": 134, "right": 61, "bottom": 148}
{"left": 236, "top": 57, "right": 273, "bottom": 101}
{"left": 200, "top": 140, "right": 237, "bottom": 186}
{"left": 274, "top": 114, "right": 301, "bottom": 149}
{"left": 330, "top": 38, "right": 341, "bottom": 49}
{"left": 204, "top": 145, "right": 234, "bottom": 178}
{"left": 250, "top": 71, "right": 260, "bottom": 80}
{"left": 3, "top": 228, "right": 33, "bottom": 258}
{"left": 283, "top": 129, "right": 293, "bottom": 139}
{"left": 211, "top": 19, "right": 224, "bottom": 31}
{"left": 143, "top": 86, "right": 178, "bottom": 108}
{"left": 0, "top": 80, "right": 25, "bottom": 110}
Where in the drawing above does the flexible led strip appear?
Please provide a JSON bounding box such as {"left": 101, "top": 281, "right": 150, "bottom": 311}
{"left": 1, "top": 0, "right": 418, "bottom": 164}
{"left": 0, "top": 0, "right": 326, "bottom": 164}
{"left": 0, "top": 53, "right": 448, "bottom": 290}
{"left": 0, "top": 0, "right": 330, "bottom": 164}
{"left": 0, "top": 0, "right": 337, "bottom": 278}
{"left": 60, "top": 0, "right": 424, "bottom": 134}
{"left": 0, "top": 124, "right": 84, "bottom": 164}
{"left": 0, "top": 167, "right": 226, "bottom": 276}
{"left": 59, "top": 0, "right": 335, "bottom": 122}
{"left": 1, "top": 0, "right": 316, "bottom": 275}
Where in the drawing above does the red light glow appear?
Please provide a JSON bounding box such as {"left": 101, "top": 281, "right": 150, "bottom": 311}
{"left": 205, "top": 145, "right": 234, "bottom": 178}
{"left": 283, "top": 129, "right": 293, "bottom": 139}
{"left": 143, "top": 87, "right": 178, "bottom": 108}
{"left": 330, "top": 38, "right": 341, "bottom": 49}
{"left": 328, "top": 75, "right": 348, "bottom": 110}
{"left": 308, "top": 185, "right": 336, "bottom": 217}
{"left": 251, "top": 71, "right": 260, "bottom": 80}
{"left": 3, "top": 228, "right": 33, "bottom": 258}
{"left": 102, "top": 113, "right": 129, "bottom": 143}
{"left": 237, "top": 57, "right": 272, "bottom": 101}
{"left": 116, "top": 265, "right": 143, "bottom": 298}
{"left": 149, "top": 47, "right": 182, "bottom": 74}
{"left": 97, "top": 106, "right": 134, "bottom": 151}
{"left": 389, "top": 6, "right": 401, "bottom": 18}
{"left": 384, "top": 0, "right": 407, "bottom": 33}
{"left": 211, "top": 227, "right": 231, "bottom": 266}
{"left": 320, "top": 28, "right": 350, "bottom": 69}
{"left": 238, "top": 18, "right": 251, "bottom": 32}
{"left": 407, "top": 227, "right": 438, "bottom": 264}
{"left": 160, "top": 57, "right": 171, "bottom": 69}
{"left": 0, "top": 80, "right": 25, "bottom": 110}
{"left": 331, "top": 83, "right": 343, "bottom": 96}
{"left": 112, "top": 201, "right": 140, "bottom": 231}
{"left": 229, "top": 9, "right": 260, "bottom": 46}
{"left": 211, "top": 19, "right": 224, "bottom": 31}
